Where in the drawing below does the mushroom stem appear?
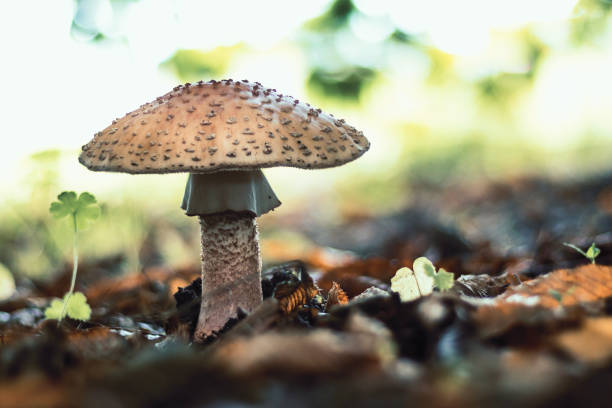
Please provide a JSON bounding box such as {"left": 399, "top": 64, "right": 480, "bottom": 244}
{"left": 194, "top": 211, "right": 262, "bottom": 341}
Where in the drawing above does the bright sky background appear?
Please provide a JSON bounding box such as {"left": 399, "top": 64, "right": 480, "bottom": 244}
{"left": 1, "top": 0, "right": 610, "bottom": 204}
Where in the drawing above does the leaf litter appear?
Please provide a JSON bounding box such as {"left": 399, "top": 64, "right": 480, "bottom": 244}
{"left": 1, "top": 174, "right": 612, "bottom": 407}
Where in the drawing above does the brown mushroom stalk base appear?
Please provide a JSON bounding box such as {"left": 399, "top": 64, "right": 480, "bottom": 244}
{"left": 181, "top": 170, "right": 281, "bottom": 341}
{"left": 195, "top": 212, "right": 262, "bottom": 340}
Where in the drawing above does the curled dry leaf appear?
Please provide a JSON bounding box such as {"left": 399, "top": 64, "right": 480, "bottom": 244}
{"left": 274, "top": 269, "right": 320, "bottom": 315}
{"left": 326, "top": 281, "right": 349, "bottom": 311}
{"left": 276, "top": 283, "right": 319, "bottom": 315}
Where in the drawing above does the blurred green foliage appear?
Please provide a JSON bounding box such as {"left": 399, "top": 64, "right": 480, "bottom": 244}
{"left": 0, "top": 263, "right": 16, "bottom": 301}
{"left": 305, "top": 0, "right": 356, "bottom": 31}
{"left": 0, "top": 152, "right": 199, "bottom": 282}
{"left": 571, "top": 0, "right": 612, "bottom": 43}
{"left": 307, "top": 66, "right": 376, "bottom": 101}
{"left": 161, "top": 46, "right": 244, "bottom": 83}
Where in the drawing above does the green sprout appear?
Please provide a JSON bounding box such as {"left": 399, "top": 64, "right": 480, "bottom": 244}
{"left": 563, "top": 242, "right": 601, "bottom": 264}
{"left": 548, "top": 286, "right": 576, "bottom": 306}
{"left": 391, "top": 257, "right": 455, "bottom": 302}
{"left": 44, "top": 192, "right": 99, "bottom": 322}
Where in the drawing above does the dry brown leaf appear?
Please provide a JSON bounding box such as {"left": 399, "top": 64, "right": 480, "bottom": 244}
{"left": 326, "top": 281, "right": 349, "bottom": 311}
{"left": 85, "top": 266, "right": 198, "bottom": 305}
{"left": 492, "top": 264, "right": 612, "bottom": 308}
{"left": 555, "top": 317, "right": 612, "bottom": 365}
{"left": 473, "top": 264, "right": 612, "bottom": 336}
{"left": 210, "top": 328, "right": 394, "bottom": 377}
{"left": 0, "top": 375, "right": 71, "bottom": 408}
{"left": 316, "top": 258, "right": 398, "bottom": 299}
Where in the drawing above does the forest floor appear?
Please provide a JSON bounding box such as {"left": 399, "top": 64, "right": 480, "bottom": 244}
{"left": 1, "top": 172, "right": 612, "bottom": 408}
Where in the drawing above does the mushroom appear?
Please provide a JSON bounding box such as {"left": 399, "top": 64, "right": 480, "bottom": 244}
{"left": 78, "top": 79, "right": 370, "bottom": 341}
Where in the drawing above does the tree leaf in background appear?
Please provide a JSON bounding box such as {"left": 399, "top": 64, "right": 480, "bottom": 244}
{"left": 161, "top": 46, "right": 244, "bottom": 83}
{"left": 307, "top": 66, "right": 376, "bottom": 101}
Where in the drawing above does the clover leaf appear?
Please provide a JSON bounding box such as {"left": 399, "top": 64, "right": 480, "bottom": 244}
{"left": 391, "top": 257, "right": 455, "bottom": 302}
{"left": 391, "top": 267, "right": 433, "bottom": 302}
{"left": 44, "top": 292, "right": 91, "bottom": 321}
{"left": 50, "top": 191, "right": 100, "bottom": 230}
{"left": 47, "top": 191, "right": 99, "bottom": 324}
{"left": 433, "top": 268, "right": 455, "bottom": 291}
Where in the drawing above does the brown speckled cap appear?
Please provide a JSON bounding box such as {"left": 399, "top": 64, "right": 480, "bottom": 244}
{"left": 79, "top": 79, "right": 370, "bottom": 174}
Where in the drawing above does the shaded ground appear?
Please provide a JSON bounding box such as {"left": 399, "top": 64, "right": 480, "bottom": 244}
{"left": 1, "top": 173, "right": 612, "bottom": 407}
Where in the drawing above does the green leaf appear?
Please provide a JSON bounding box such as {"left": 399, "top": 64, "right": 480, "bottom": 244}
{"left": 78, "top": 192, "right": 97, "bottom": 205}
{"left": 65, "top": 292, "right": 92, "bottom": 321}
{"left": 49, "top": 191, "right": 100, "bottom": 229}
{"left": 44, "top": 298, "right": 66, "bottom": 320}
{"left": 586, "top": 243, "right": 600, "bottom": 262}
{"left": 413, "top": 257, "right": 437, "bottom": 278}
{"left": 391, "top": 257, "right": 455, "bottom": 301}
{"left": 548, "top": 289, "right": 563, "bottom": 304}
{"left": 44, "top": 292, "right": 91, "bottom": 321}
{"left": 433, "top": 268, "right": 455, "bottom": 291}
{"left": 49, "top": 201, "right": 69, "bottom": 218}
{"left": 391, "top": 259, "right": 436, "bottom": 302}
{"left": 76, "top": 204, "right": 101, "bottom": 230}
{"left": 564, "top": 242, "right": 601, "bottom": 264}
{"left": 391, "top": 267, "right": 433, "bottom": 302}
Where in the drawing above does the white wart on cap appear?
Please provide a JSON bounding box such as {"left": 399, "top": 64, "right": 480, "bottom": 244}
{"left": 79, "top": 79, "right": 370, "bottom": 174}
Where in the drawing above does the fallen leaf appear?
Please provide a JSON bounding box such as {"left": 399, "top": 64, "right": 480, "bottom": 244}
{"left": 473, "top": 264, "right": 612, "bottom": 337}
{"left": 555, "top": 317, "right": 612, "bottom": 365}
{"left": 326, "top": 281, "right": 349, "bottom": 311}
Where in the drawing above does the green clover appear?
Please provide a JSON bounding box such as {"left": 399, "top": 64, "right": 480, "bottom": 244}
{"left": 44, "top": 292, "right": 91, "bottom": 321}
{"left": 391, "top": 257, "right": 455, "bottom": 302}
{"left": 50, "top": 191, "right": 100, "bottom": 230}
{"left": 45, "top": 191, "right": 100, "bottom": 324}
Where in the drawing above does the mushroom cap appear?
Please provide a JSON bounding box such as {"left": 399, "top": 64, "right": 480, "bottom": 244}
{"left": 79, "top": 79, "right": 370, "bottom": 174}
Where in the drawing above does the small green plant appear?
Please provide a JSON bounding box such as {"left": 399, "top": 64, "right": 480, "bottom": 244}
{"left": 563, "top": 242, "right": 601, "bottom": 264}
{"left": 391, "top": 257, "right": 455, "bottom": 302}
{"left": 548, "top": 286, "right": 576, "bottom": 306}
{"left": 44, "top": 192, "right": 100, "bottom": 322}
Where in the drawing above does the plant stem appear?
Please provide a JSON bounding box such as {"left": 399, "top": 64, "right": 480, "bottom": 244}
{"left": 59, "top": 213, "right": 79, "bottom": 324}
{"left": 563, "top": 242, "right": 587, "bottom": 257}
